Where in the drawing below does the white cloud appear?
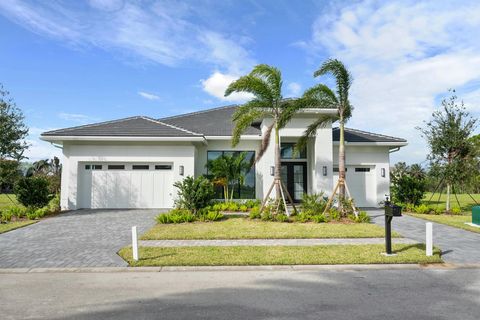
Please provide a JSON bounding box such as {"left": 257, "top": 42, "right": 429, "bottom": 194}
{"left": 58, "top": 112, "right": 99, "bottom": 124}
{"left": 138, "top": 91, "right": 160, "bottom": 100}
{"left": 302, "top": 0, "right": 480, "bottom": 164}
{"left": 200, "top": 71, "right": 254, "bottom": 103}
{"left": 88, "top": 0, "right": 124, "bottom": 12}
{"left": 286, "top": 82, "right": 302, "bottom": 97}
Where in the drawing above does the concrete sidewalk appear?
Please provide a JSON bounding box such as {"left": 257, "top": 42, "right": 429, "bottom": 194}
{"left": 367, "top": 209, "right": 480, "bottom": 263}
{"left": 139, "top": 238, "right": 417, "bottom": 247}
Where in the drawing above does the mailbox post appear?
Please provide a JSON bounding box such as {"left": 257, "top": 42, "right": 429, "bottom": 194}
{"left": 384, "top": 196, "right": 402, "bottom": 255}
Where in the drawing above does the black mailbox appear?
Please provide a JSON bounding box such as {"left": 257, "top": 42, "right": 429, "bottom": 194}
{"left": 385, "top": 204, "right": 402, "bottom": 217}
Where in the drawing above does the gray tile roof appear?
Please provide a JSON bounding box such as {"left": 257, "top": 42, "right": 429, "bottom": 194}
{"left": 159, "top": 105, "right": 261, "bottom": 136}
{"left": 333, "top": 127, "right": 407, "bottom": 143}
{"left": 41, "top": 116, "right": 201, "bottom": 137}
{"left": 41, "top": 106, "right": 406, "bottom": 145}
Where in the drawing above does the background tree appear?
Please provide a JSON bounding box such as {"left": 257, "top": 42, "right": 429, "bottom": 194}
{"left": 297, "top": 59, "right": 353, "bottom": 213}
{"left": 0, "top": 84, "right": 29, "bottom": 196}
{"left": 417, "top": 90, "right": 478, "bottom": 211}
{"left": 225, "top": 64, "right": 306, "bottom": 208}
{"left": 390, "top": 162, "right": 427, "bottom": 205}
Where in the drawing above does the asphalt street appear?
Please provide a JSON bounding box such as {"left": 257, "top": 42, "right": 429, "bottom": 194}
{"left": 1, "top": 268, "right": 479, "bottom": 319}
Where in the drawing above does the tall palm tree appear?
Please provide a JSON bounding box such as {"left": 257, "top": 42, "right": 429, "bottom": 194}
{"left": 297, "top": 59, "right": 353, "bottom": 205}
{"left": 225, "top": 64, "right": 305, "bottom": 203}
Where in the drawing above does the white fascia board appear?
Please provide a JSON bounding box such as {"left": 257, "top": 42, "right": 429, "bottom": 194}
{"left": 333, "top": 141, "right": 408, "bottom": 147}
{"left": 40, "top": 135, "right": 206, "bottom": 142}
{"left": 204, "top": 135, "right": 262, "bottom": 140}
{"left": 298, "top": 108, "right": 337, "bottom": 115}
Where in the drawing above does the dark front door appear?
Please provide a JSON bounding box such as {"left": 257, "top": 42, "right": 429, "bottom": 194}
{"left": 281, "top": 162, "right": 307, "bottom": 202}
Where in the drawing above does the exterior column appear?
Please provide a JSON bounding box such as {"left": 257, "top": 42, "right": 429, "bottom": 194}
{"left": 313, "top": 126, "right": 333, "bottom": 195}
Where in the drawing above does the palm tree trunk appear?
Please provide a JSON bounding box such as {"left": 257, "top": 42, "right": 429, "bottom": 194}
{"left": 338, "top": 116, "right": 346, "bottom": 210}
{"left": 274, "top": 125, "right": 282, "bottom": 200}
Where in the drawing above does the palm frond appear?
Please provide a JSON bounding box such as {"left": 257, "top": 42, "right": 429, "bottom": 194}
{"left": 303, "top": 84, "right": 338, "bottom": 107}
{"left": 277, "top": 98, "right": 310, "bottom": 129}
{"left": 314, "top": 59, "right": 352, "bottom": 106}
{"left": 295, "top": 114, "right": 337, "bottom": 153}
{"left": 231, "top": 109, "right": 268, "bottom": 147}
{"left": 225, "top": 75, "right": 273, "bottom": 102}
{"left": 255, "top": 122, "right": 274, "bottom": 163}
{"left": 250, "top": 64, "right": 282, "bottom": 99}
{"left": 232, "top": 99, "right": 270, "bottom": 122}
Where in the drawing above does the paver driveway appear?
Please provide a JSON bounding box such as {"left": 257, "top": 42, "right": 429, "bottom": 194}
{"left": 0, "top": 209, "right": 160, "bottom": 268}
{"left": 367, "top": 209, "right": 480, "bottom": 263}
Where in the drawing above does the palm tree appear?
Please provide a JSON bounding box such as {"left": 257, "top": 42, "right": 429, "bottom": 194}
{"left": 297, "top": 59, "right": 353, "bottom": 210}
{"left": 225, "top": 64, "right": 305, "bottom": 207}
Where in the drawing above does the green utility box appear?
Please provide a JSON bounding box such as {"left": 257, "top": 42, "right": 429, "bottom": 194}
{"left": 473, "top": 206, "right": 480, "bottom": 225}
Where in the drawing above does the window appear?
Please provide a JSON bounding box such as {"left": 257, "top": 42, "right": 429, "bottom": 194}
{"left": 281, "top": 143, "right": 306, "bottom": 159}
{"left": 333, "top": 167, "right": 347, "bottom": 172}
{"left": 355, "top": 168, "right": 370, "bottom": 172}
{"left": 108, "top": 165, "right": 125, "bottom": 170}
{"left": 85, "top": 164, "right": 102, "bottom": 170}
{"left": 207, "top": 150, "right": 255, "bottom": 199}
{"left": 155, "top": 164, "right": 172, "bottom": 170}
{"left": 132, "top": 165, "right": 149, "bottom": 170}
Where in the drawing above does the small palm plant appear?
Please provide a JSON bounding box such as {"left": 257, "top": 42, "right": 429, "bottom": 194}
{"left": 225, "top": 64, "right": 305, "bottom": 213}
{"left": 297, "top": 59, "right": 354, "bottom": 214}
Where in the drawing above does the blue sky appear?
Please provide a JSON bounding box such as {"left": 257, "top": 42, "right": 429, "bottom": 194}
{"left": 1, "top": 0, "right": 479, "bottom": 164}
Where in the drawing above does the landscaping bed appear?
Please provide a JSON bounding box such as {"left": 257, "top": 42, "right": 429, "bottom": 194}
{"left": 118, "top": 244, "right": 442, "bottom": 266}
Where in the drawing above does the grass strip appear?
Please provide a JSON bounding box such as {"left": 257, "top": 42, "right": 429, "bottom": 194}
{"left": 119, "top": 244, "right": 441, "bottom": 267}
{"left": 0, "top": 220, "right": 37, "bottom": 234}
{"left": 141, "top": 218, "right": 400, "bottom": 240}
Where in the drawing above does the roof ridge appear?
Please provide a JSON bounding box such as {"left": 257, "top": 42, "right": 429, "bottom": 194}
{"left": 41, "top": 116, "right": 143, "bottom": 135}
{"left": 159, "top": 104, "right": 238, "bottom": 121}
{"left": 333, "top": 127, "right": 406, "bottom": 142}
{"left": 141, "top": 116, "right": 203, "bottom": 136}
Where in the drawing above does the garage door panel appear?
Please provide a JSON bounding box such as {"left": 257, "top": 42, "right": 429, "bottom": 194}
{"left": 333, "top": 165, "right": 376, "bottom": 207}
{"left": 79, "top": 164, "right": 174, "bottom": 209}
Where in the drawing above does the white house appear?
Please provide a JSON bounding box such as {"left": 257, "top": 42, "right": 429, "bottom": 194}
{"left": 41, "top": 105, "right": 407, "bottom": 210}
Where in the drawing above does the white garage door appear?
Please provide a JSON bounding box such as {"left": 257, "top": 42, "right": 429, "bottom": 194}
{"left": 333, "top": 165, "right": 376, "bottom": 207}
{"left": 78, "top": 163, "right": 174, "bottom": 209}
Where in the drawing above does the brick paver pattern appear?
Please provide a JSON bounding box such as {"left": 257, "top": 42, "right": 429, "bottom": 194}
{"left": 0, "top": 209, "right": 160, "bottom": 268}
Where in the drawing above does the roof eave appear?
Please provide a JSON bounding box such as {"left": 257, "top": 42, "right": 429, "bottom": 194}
{"left": 40, "top": 135, "right": 206, "bottom": 142}
{"left": 333, "top": 141, "right": 408, "bottom": 147}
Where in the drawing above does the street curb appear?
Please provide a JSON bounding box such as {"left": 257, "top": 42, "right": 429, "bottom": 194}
{"left": 1, "top": 263, "right": 480, "bottom": 273}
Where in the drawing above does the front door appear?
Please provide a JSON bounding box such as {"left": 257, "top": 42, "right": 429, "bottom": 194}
{"left": 281, "top": 162, "right": 307, "bottom": 202}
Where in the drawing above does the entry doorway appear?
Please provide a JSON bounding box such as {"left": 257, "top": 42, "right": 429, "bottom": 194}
{"left": 281, "top": 162, "right": 307, "bottom": 203}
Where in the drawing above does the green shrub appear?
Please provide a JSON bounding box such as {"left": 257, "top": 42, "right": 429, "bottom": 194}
{"left": 14, "top": 176, "right": 50, "bottom": 208}
{"left": 328, "top": 208, "right": 341, "bottom": 221}
{"left": 348, "top": 211, "right": 371, "bottom": 223}
{"left": 295, "top": 211, "right": 312, "bottom": 223}
{"left": 1, "top": 210, "right": 12, "bottom": 223}
{"left": 302, "top": 192, "right": 326, "bottom": 213}
{"left": 312, "top": 214, "right": 327, "bottom": 223}
{"left": 430, "top": 206, "right": 444, "bottom": 215}
{"left": 239, "top": 205, "right": 248, "bottom": 212}
{"left": 243, "top": 199, "right": 261, "bottom": 208}
{"left": 404, "top": 203, "right": 416, "bottom": 212}
{"left": 391, "top": 167, "right": 426, "bottom": 206}
{"left": 414, "top": 204, "right": 430, "bottom": 214}
{"left": 212, "top": 203, "right": 223, "bottom": 211}
{"left": 198, "top": 210, "right": 224, "bottom": 222}
{"left": 34, "top": 207, "right": 49, "bottom": 219}
{"left": 275, "top": 213, "right": 289, "bottom": 222}
{"left": 47, "top": 193, "right": 61, "bottom": 213}
{"left": 451, "top": 207, "right": 462, "bottom": 215}
{"left": 156, "top": 209, "right": 196, "bottom": 224}
{"left": 26, "top": 207, "right": 38, "bottom": 220}
{"left": 261, "top": 211, "right": 272, "bottom": 221}
{"left": 249, "top": 207, "right": 261, "bottom": 219}
{"left": 226, "top": 202, "right": 239, "bottom": 211}
{"left": 4, "top": 206, "right": 26, "bottom": 218}
{"left": 173, "top": 176, "right": 215, "bottom": 214}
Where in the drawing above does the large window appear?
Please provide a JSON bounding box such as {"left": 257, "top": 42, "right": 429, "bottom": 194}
{"left": 281, "top": 143, "right": 306, "bottom": 159}
{"left": 207, "top": 151, "right": 255, "bottom": 199}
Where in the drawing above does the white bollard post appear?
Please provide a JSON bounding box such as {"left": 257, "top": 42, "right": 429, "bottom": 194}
{"left": 132, "top": 226, "right": 139, "bottom": 261}
{"left": 426, "top": 222, "right": 433, "bottom": 257}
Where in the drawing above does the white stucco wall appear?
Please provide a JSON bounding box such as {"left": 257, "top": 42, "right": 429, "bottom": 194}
{"left": 333, "top": 145, "right": 391, "bottom": 206}
{"left": 60, "top": 141, "right": 195, "bottom": 210}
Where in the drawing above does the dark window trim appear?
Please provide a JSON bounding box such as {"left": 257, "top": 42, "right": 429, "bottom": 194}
{"left": 132, "top": 165, "right": 150, "bottom": 170}
{"left": 280, "top": 142, "right": 306, "bottom": 160}
{"left": 333, "top": 167, "right": 348, "bottom": 172}
{"left": 155, "top": 164, "right": 172, "bottom": 170}
{"left": 355, "top": 167, "right": 371, "bottom": 172}
{"left": 108, "top": 165, "right": 125, "bottom": 170}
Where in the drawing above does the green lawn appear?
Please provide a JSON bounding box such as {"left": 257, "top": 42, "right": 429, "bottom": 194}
{"left": 118, "top": 244, "right": 442, "bottom": 266}
{"left": 408, "top": 213, "right": 480, "bottom": 233}
{"left": 141, "top": 217, "right": 400, "bottom": 240}
{"left": 423, "top": 192, "right": 480, "bottom": 212}
{"left": 0, "top": 220, "right": 37, "bottom": 234}
{"left": 0, "top": 194, "right": 20, "bottom": 210}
